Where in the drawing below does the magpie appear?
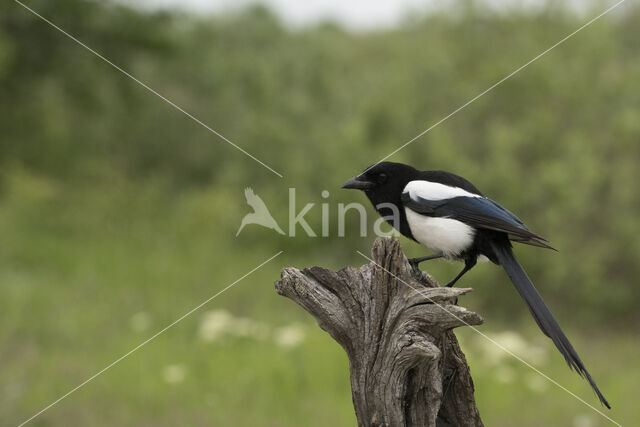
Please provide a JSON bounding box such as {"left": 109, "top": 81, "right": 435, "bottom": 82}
{"left": 342, "top": 161, "right": 610, "bottom": 408}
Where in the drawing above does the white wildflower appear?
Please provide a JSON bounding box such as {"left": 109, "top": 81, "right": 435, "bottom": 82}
{"left": 162, "top": 364, "right": 187, "bottom": 384}
{"left": 274, "top": 324, "right": 306, "bottom": 349}
{"left": 494, "top": 331, "right": 528, "bottom": 354}
{"left": 572, "top": 414, "right": 598, "bottom": 427}
{"left": 477, "top": 330, "right": 548, "bottom": 366}
{"left": 233, "top": 317, "right": 270, "bottom": 339}
{"left": 130, "top": 312, "right": 151, "bottom": 332}
{"left": 198, "top": 310, "right": 233, "bottom": 342}
{"left": 525, "top": 373, "right": 547, "bottom": 393}
{"left": 198, "top": 310, "right": 270, "bottom": 341}
{"left": 526, "top": 344, "right": 548, "bottom": 365}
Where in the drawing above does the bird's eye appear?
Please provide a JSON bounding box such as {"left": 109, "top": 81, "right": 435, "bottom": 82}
{"left": 377, "top": 173, "right": 388, "bottom": 184}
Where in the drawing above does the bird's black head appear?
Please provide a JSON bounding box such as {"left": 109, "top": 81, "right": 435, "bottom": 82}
{"left": 341, "top": 162, "right": 418, "bottom": 206}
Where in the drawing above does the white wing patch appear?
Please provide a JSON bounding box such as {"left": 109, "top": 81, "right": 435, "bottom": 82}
{"left": 403, "top": 180, "right": 482, "bottom": 201}
{"left": 402, "top": 180, "right": 481, "bottom": 258}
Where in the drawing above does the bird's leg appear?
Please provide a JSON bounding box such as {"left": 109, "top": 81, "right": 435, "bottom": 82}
{"left": 408, "top": 253, "right": 444, "bottom": 270}
{"left": 445, "top": 258, "right": 477, "bottom": 288}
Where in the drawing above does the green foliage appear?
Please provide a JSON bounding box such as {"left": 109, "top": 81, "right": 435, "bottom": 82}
{"left": 2, "top": 0, "right": 639, "bottom": 320}
{"left": 1, "top": 1, "right": 639, "bottom": 425}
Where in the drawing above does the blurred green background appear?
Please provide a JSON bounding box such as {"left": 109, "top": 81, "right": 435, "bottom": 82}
{"left": 1, "top": 0, "right": 639, "bottom": 425}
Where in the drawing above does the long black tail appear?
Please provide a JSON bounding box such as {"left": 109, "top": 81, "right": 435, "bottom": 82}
{"left": 489, "top": 241, "right": 611, "bottom": 409}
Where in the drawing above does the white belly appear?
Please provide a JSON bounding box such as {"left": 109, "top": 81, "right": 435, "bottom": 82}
{"left": 405, "top": 208, "right": 475, "bottom": 258}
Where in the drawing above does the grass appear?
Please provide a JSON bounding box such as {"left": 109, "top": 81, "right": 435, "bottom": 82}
{"left": 1, "top": 174, "right": 637, "bottom": 426}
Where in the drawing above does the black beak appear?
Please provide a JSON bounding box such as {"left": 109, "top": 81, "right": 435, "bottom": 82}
{"left": 342, "top": 176, "right": 374, "bottom": 190}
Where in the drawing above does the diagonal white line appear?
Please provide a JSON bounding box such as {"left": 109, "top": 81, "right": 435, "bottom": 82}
{"left": 356, "top": 250, "right": 622, "bottom": 427}
{"left": 366, "top": 0, "right": 626, "bottom": 173}
{"left": 16, "top": 250, "right": 284, "bottom": 427}
{"left": 13, "top": 0, "right": 283, "bottom": 178}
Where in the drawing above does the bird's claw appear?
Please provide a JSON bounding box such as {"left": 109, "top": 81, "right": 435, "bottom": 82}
{"left": 408, "top": 258, "right": 421, "bottom": 271}
{"left": 409, "top": 262, "right": 419, "bottom": 271}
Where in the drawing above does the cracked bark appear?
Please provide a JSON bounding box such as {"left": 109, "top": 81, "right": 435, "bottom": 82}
{"left": 275, "top": 237, "right": 484, "bottom": 427}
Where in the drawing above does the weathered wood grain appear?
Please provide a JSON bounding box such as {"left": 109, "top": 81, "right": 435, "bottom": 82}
{"left": 275, "top": 237, "right": 484, "bottom": 427}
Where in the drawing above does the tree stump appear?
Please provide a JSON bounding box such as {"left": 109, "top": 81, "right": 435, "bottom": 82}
{"left": 275, "top": 237, "right": 484, "bottom": 427}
